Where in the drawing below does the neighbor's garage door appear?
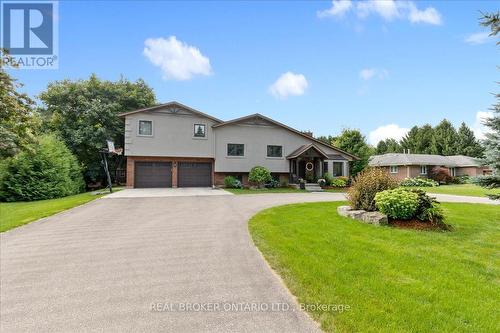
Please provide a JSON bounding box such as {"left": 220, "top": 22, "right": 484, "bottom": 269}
{"left": 178, "top": 162, "right": 212, "bottom": 187}
{"left": 134, "top": 162, "right": 172, "bottom": 188}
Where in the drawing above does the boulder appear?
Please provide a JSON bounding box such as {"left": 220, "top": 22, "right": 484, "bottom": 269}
{"left": 360, "top": 211, "right": 388, "bottom": 226}
{"left": 337, "top": 206, "right": 352, "bottom": 217}
{"left": 346, "top": 210, "right": 365, "bottom": 220}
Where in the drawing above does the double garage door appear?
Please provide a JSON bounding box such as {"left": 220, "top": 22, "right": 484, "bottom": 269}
{"left": 134, "top": 161, "right": 212, "bottom": 188}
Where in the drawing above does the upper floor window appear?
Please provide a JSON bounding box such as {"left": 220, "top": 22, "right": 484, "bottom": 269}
{"left": 227, "top": 143, "right": 244, "bottom": 157}
{"left": 420, "top": 165, "right": 427, "bottom": 174}
{"left": 390, "top": 166, "right": 399, "bottom": 174}
{"left": 267, "top": 145, "right": 282, "bottom": 158}
{"left": 194, "top": 124, "right": 206, "bottom": 138}
{"left": 138, "top": 120, "right": 153, "bottom": 136}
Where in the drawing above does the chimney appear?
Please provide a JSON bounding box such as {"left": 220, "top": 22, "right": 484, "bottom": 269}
{"left": 303, "top": 130, "right": 313, "bottom": 137}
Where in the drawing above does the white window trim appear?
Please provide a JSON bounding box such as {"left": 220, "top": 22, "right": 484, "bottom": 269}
{"left": 226, "top": 143, "right": 245, "bottom": 158}
{"left": 193, "top": 123, "right": 207, "bottom": 139}
{"left": 420, "top": 165, "right": 427, "bottom": 175}
{"left": 266, "top": 145, "right": 284, "bottom": 159}
{"left": 137, "top": 119, "right": 153, "bottom": 137}
{"left": 449, "top": 167, "right": 456, "bottom": 177}
{"left": 390, "top": 166, "right": 399, "bottom": 174}
{"left": 331, "top": 160, "right": 345, "bottom": 177}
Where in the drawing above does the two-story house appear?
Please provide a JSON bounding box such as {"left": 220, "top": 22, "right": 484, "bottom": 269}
{"left": 119, "top": 101, "right": 358, "bottom": 188}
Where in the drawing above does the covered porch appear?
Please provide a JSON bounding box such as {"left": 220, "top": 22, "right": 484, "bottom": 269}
{"left": 287, "top": 144, "right": 329, "bottom": 184}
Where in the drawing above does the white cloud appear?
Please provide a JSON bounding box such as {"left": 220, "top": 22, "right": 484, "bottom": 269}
{"left": 360, "top": 68, "right": 388, "bottom": 80}
{"left": 317, "top": 0, "right": 352, "bottom": 18}
{"left": 143, "top": 36, "right": 212, "bottom": 80}
{"left": 357, "top": 0, "right": 399, "bottom": 21}
{"left": 473, "top": 111, "right": 493, "bottom": 140}
{"left": 269, "top": 72, "right": 308, "bottom": 99}
{"left": 318, "top": 0, "right": 442, "bottom": 25}
{"left": 369, "top": 124, "right": 409, "bottom": 145}
{"left": 464, "top": 32, "right": 491, "bottom": 45}
{"left": 407, "top": 2, "right": 442, "bottom": 25}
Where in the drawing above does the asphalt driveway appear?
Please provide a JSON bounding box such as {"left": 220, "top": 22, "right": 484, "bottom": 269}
{"left": 1, "top": 193, "right": 344, "bottom": 333}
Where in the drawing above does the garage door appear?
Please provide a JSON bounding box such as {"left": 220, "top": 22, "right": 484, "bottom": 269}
{"left": 134, "top": 162, "right": 172, "bottom": 188}
{"left": 178, "top": 162, "right": 212, "bottom": 187}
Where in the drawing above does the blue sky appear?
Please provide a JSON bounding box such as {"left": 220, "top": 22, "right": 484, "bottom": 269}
{"left": 10, "top": 0, "right": 499, "bottom": 144}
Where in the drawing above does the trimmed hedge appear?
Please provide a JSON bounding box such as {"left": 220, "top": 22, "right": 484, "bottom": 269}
{"left": 0, "top": 135, "right": 84, "bottom": 201}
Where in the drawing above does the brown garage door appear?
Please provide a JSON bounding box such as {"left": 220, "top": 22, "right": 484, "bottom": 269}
{"left": 134, "top": 162, "right": 172, "bottom": 188}
{"left": 178, "top": 162, "right": 212, "bottom": 187}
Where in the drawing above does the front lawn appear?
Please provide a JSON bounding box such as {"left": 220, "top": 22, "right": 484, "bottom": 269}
{"left": 0, "top": 191, "right": 111, "bottom": 232}
{"left": 417, "top": 184, "right": 500, "bottom": 197}
{"left": 224, "top": 188, "right": 307, "bottom": 194}
{"left": 249, "top": 202, "right": 499, "bottom": 332}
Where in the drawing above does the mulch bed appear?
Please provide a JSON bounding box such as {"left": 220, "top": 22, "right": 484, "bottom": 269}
{"left": 389, "top": 219, "right": 451, "bottom": 231}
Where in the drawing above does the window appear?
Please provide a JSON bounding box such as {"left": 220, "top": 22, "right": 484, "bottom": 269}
{"left": 390, "top": 166, "right": 399, "bottom": 174}
{"left": 420, "top": 165, "right": 427, "bottom": 174}
{"left": 449, "top": 167, "right": 456, "bottom": 177}
{"left": 194, "top": 124, "right": 206, "bottom": 138}
{"left": 333, "top": 162, "right": 343, "bottom": 176}
{"left": 138, "top": 120, "right": 153, "bottom": 136}
{"left": 267, "top": 145, "right": 282, "bottom": 158}
{"left": 227, "top": 143, "right": 244, "bottom": 157}
{"left": 323, "top": 161, "right": 328, "bottom": 173}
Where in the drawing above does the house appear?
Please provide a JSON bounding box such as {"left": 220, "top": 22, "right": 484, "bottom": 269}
{"left": 369, "top": 153, "right": 490, "bottom": 180}
{"left": 119, "top": 101, "right": 358, "bottom": 188}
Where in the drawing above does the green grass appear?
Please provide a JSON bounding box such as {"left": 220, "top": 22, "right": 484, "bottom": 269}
{"left": 225, "top": 188, "right": 307, "bottom": 194}
{"left": 416, "top": 184, "right": 500, "bottom": 197}
{"left": 0, "top": 191, "right": 111, "bottom": 232}
{"left": 249, "top": 202, "right": 500, "bottom": 332}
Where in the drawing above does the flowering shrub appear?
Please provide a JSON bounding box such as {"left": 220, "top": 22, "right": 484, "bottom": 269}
{"left": 224, "top": 176, "right": 242, "bottom": 189}
{"left": 248, "top": 166, "right": 272, "bottom": 188}
{"left": 400, "top": 177, "right": 438, "bottom": 187}
{"left": 375, "top": 188, "right": 419, "bottom": 219}
{"left": 347, "top": 167, "right": 398, "bottom": 211}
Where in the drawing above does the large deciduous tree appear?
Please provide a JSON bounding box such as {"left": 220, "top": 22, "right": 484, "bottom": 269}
{"left": 334, "top": 129, "right": 374, "bottom": 176}
{"left": 39, "top": 74, "right": 156, "bottom": 182}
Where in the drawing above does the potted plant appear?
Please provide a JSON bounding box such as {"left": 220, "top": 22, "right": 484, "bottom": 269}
{"left": 299, "top": 178, "right": 306, "bottom": 189}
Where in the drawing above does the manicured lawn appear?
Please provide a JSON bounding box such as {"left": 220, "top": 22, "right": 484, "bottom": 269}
{"left": 224, "top": 188, "right": 307, "bottom": 194}
{"left": 416, "top": 184, "right": 500, "bottom": 197}
{"left": 249, "top": 202, "right": 500, "bottom": 333}
{"left": 0, "top": 190, "right": 115, "bottom": 232}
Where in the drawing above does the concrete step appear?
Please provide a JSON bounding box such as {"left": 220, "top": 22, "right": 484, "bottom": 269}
{"left": 304, "top": 183, "right": 324, "bottom": 192}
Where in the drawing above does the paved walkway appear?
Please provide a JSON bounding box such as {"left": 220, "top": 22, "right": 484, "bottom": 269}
{"left": 1, "top": 192, "right": 496, "bottom": 332}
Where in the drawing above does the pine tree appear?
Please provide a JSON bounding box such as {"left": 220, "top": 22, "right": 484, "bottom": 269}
{"left": 431, "top": 119, "right": 458, "bottom": 155}
{"left": 456, "top": 122, "right": 484, "bottom": 157}
{"left": 376, "top": 138, "right": 401, "bottom": 154}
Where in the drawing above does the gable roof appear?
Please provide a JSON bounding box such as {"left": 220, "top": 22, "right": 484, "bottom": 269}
{"left": 117, "top": 101, "right": 223, "bottom": 123}
{"left": 286, "top": 143, "right": 330, "bottom": 159}
{"left": 369, "top": 153, "right": 482, "bottom": 167}
{"left": 213, "top": 113, "right": 359, "bottom": 161}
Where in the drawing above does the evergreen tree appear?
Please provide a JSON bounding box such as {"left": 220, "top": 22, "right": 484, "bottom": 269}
{"left": 376, "top": 138, "right": 401, "bottom": 154}
{"left": 456, "top": 122, "right": 484, "bottom": 157}
{"left": 431, "top": 119, "right": 458, "bottom": 155}
{"left": 400, "top": 125, "right": 433, "bottom": 154}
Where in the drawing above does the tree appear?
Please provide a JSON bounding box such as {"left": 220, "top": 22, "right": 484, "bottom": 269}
{"left": 376, "top": 138, "right": 401, "bottom": 154}
{"left": 431, "top": 119, "right": 458, "bottom": 155}
{"left": 39, "top": 74, "right": 156, "bottom": 182}
{"left": 456, "top": 122, "right": 483, "bottom": 157}
{"left": 316, "top": 135, "right": 337, "bottom": 145}
{"left": 400, "top": 124, "right": 434, "bottom": 154}
{"left": 334, "top": 129, "right": 374, "bottom": 176}
{"left": 0, "top": 50, "right": 39, "bottom": 158}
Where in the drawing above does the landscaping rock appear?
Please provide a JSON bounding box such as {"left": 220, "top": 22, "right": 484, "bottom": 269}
{"left": 361, "top": 212, "right": 388, "bottom": 226}
{"left": 337, "top": 205, "right": 388, "bottom": 226}
{"left": 337, "top": 206, "right": 352, "bottom": 217}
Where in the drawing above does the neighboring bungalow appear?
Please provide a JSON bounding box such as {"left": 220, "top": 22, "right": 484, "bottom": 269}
{"left": 369, "top": 153, "right": 490, "bottom": 180}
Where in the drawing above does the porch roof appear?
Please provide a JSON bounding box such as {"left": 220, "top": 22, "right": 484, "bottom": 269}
{"left": 286, "top": 143, "right": 330, "bottom": 160}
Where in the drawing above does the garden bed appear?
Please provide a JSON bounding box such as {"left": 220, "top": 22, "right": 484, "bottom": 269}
{"left": 389, "top": 218, "right": 451, "bottom": 231}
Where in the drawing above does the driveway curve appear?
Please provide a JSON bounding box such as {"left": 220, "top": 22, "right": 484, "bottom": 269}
{"left": 1, "top": 193, "right": 343, "bottom": 333}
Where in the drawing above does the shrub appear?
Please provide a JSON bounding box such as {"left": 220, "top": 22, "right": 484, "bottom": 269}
{"left": 400, "top": 177, "right": 438, "bottom": 187}
{"left": 398, "top": 188, "right": 447, "bottom": 226}
{"left": 330, "top": 177, "right": 348, "bottom": 187}
{"left": 323, "top": 173, "right": 332, "bottom": 186}
{"left": 450, "top": 175, "right": 469, "bottom": 184}
{"left": 248, "top": 166, "right": 272, "bottom": 188}
{"left": 224, "top": 176, "right": 242, "bottom": 189}
{"left": 375, "top": 188, "right": 419, "bottom": 220}
{"left": 347, "top": 167, "right": 398, "bottom": 211}
{"left": 0, "top": 135, "right": 85, "bottom": 201}
{"left": 429, "top": 166, "right": 452, "bottom": 184}
{"left": 265, "top": 178, "right": 280, "bottom": 188}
